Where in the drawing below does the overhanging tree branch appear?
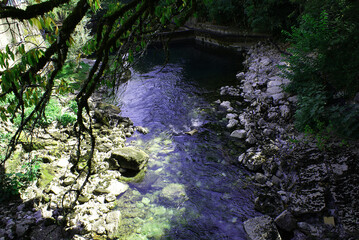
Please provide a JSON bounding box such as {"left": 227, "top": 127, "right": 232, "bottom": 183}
{"left": 0, "top": 0, "right": 71, "bottom": 20}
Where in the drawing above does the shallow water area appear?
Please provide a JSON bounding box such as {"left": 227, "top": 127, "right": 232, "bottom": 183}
{"left": 114, "top": 44, "right": 260, "bottom": 239}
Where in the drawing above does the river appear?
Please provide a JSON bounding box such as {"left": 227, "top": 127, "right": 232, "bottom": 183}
{"left": 113, "top": 43, "right": 260, "bottom": 239}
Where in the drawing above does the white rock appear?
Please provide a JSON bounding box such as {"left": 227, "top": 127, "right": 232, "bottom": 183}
{"left": 230, "top": 130, "right": 247, "bottom": 139}
{"left": 106, "top": 180, "right": 129, "bottom": 196}
{"left": 236, "top": 72, "right": 245, "bottom": 79}
{"left": 267, "top": 80, "right": 283, "bottom": 88}
{"left": 245, "top": 133, "right": 257, "bottom": 145}
{"left": 105, "top": 194, "right": 117, "bottom": 202}
{"left": 331, "top": 164, "right": 348, "bottom": 176}
{"left": 227, "top": 119, "right": 238, "bottom": 128}
{"left": 220, "top": 101, "right": 233, "bottom": 111}
{"left": 238, "top": 153, "right": 246, "bottom": 163}
{"left": 288, "top": 96, "right": 298, "bottom": 103}
{"left": 106, "top": 210, "right": 121, "bottom": 238}
{"left": 267, "top": 86, "right": 282, "bottom": 95}
{"left": 226, "top": 113, "right": 238, "bottom": 120}
{"left": 263, "top": 129, "right": 273, "bottom": 136}
{"left": 279, "top": 105, "right": 291, "bottom": 119}
{"left": 57, "top": 158, "right": 69, "bottom": 168}
{"left": 49, "top": 185, "right": 63, "bottom": 195}
{"left": 260, "top": 57, "right": 272, "bottom": 66}
{"left": 271, "top": 93, "right": 285, "bottom": 101}
{"left": 242, "top": 82, "right": 254, "bottom": 94}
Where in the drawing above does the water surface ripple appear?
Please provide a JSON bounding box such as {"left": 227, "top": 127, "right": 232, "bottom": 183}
{"left": 114, "top": 45, "right": 260, "bottom": 240}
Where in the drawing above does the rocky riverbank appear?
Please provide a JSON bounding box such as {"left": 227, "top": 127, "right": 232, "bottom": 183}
{"left": 0, "top": 90, "right": 150, "bottom": 239}
{"left": 217, "top": 42, "right": 359, "bottom": 240}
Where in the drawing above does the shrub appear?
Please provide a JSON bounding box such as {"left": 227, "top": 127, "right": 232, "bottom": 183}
{"left": 58, "top": 112, "right": 77, "bottom": 127}
{"left": 244, "top": 0, "right": 298, "bottom": 33}
{"left": 283, "top": 6, "right": 359, "bottom": 138}
{"left": 0, "top": 157, "right": 40, "bottom": 201}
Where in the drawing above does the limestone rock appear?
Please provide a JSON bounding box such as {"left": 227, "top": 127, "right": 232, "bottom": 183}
{"left": 279, "top": 105, "right": 290, "bottom": 119}
{"left": 238, "top": 151, "right": 266, "bottom": 171}
{"left": 105, "top": 179, "right": 129, "bottom": 196}
{"left": 227, "top": 119, "right": 238, "bottom": 128}
{"left": 135, "top": 126, "right": 149, "bottom": 134}
{"left": 160, "top": 183, "right": 188, "bottom": 205}
{"left": 108, "top": 147, "right": 149, "bottom": 171}
{"left": 290, "top": 187, "right": 326, "bottom": 214}
{"left": 105, "top": 210, "right": 121, "bottom": 238}
{"left": 220, "top": 101, "right": 233, "bottom": 112}
{"left": 236, "top": 72, "right": 245, "bottom": 80}
{"left": 299, "top": 164, "right": 328, "bottom": 183}
{"left": 331, "top": 163, "right": 348, "bottom": 176}
{"left": 255, "top": 173, "right": 267, "bottom": 184}
{"left": 245, "top": 133, "right": 257, "bottom": 145}
{"left": 226, "top": 113, "right": 238, "bottom": 120}
{"left": 260, "top": 57, "right": 272, "bottom": 66}
{"left": 274, "top": 210, "right": 297, "bottom": 232}
{"left": 244, "top": 215, "right": 282, "bottom": 240}
{"left": 230, "top": 129, "right": 247, "bottom": 139}
{"left": 297, "top": 222, "right": 323, "bottom": 238}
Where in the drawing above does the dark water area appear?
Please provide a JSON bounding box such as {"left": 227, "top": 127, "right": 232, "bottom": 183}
{"left": 114, "top": 44, "right": 260, "bottom": 239}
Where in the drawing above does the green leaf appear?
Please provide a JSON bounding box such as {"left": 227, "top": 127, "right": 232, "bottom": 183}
{"left": 6, "top": 45, "right": 11, "bottom": 55}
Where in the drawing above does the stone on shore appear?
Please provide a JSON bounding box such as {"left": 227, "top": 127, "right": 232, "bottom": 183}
{"left": 244, "top": 215, "right": 282, "bottom": 240}
{"left": 107, "top": 146, "right": 149, "bottom": 171}
{"left": 238, "top": 151, "right": 266, "bottom": 171}
{"left": 230, "top": 129, "right": 247, "bottom": 139}
{"left": 274, "top": 210, "right": 297, "bottom": 232}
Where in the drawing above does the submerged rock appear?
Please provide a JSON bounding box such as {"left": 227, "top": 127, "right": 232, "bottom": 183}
{"left": 160, "top": 183, "right": 188, "bottom": 205}
{"left": 184, "top": 129, "right": 198, "bottom": 136}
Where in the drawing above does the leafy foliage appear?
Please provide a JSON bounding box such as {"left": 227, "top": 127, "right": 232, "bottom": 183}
{"left": 199, "top": 0, "right": 245, "bottom": 26}
{"left": 198, "top": 0, "right": 299, "bottom": 32}
{"left": 283, "top": 3, "right": 359, "bottom": 138}
{"left": 244, "top": 0, "right": 298, "bottom": 33}
{"left": 13, "top": 99, "right": 77, "bottom": 127}
{"left": 0, "top": 157, "right": 40, "bottom": 201}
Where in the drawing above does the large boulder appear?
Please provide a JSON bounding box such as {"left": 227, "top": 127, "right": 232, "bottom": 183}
{"left": 244, "top": 215, "right": 282, "bottom": 240}
{"left": 107, "top": 147, "right": 149, "bottom": 171}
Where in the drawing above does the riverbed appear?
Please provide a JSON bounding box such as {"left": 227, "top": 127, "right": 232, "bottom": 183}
{"left": 113, "top": 44, "right": 260, "bottom": 239}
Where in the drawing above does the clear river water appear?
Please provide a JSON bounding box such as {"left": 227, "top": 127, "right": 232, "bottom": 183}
{"left": 113, "top": 43, "right": 260, "bottom": 239}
